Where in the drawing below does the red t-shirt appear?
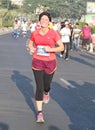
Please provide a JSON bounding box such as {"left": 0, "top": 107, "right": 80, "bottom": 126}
{"left": 30, "top": 29, "right": 60, "bottom": 61}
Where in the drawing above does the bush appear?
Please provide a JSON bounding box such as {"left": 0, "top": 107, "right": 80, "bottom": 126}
{"left": 2, "top": 19, "right": 13, "bottom": 27}
{"left": 77, "top": 21, "right": 84, "bottom": 29}
{"left": 91, "top": 26, "right": 95, "bottom": 34}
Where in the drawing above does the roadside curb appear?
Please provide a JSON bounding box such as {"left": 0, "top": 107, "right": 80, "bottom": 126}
{"left": 0, "top": 27, "right": 13, "bottom": 35}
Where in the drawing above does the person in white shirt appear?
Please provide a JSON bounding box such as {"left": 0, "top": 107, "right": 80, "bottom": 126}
{"left": 21, "top": 20, "right": 28, "bottom": 37}
{"left": 30, "top": 21, "right": 36, "bottom": 33}
{"left": 60, "top": 21, "right": 71, "bottom": 60}
{"left": 13, "top": 19, "right": 20, "bottom": 37}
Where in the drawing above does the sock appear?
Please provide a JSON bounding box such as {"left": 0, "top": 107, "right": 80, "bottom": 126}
{"left": 38, "top": 111, "right": 42, "bottom": 114}
{"left": 45, "top": 92, "right": 48, "bottom": 95}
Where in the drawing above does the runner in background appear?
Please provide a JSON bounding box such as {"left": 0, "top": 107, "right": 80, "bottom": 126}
{"left": 13, "top": 19, "right": 20, "bottom": 38}
{"left": 81, "top": 23, "right": 91, "bottom": 51}
{"left": 60, "top": 21, "right": 71, "bottom": 60}
{"left": 72, "top": 23, "right": 81, "bottom": 50}
{"left": 21, "top": 20, "right": 28, "bottom": 37}
{"left": 30, "top": 21, "right": 36, "bottom": 33}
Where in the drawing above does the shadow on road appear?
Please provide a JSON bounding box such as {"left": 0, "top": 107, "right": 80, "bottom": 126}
{"left": 80, "top": 53, "right": 95, "bottom": 61}
{"left": 70, "top": 55, "right": 95, "bottom": 69}
{"left": 51, "top": 81, "right": 95, "bottom": 130}
{"left": 49, "top": 125, "right": 60, "bottom": 130}
{"left": 0, "top": 123, "right": 9, "bottom": 130}
{"left": 11, "top": 70, "right": 36, "bottom": 115}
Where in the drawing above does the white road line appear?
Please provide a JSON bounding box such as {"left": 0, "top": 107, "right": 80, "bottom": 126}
{"left": 60, "top": 78, "right": 76, "bottom": 88}
{"left": 92, "top": 99, "right": 95, "bottom": 103}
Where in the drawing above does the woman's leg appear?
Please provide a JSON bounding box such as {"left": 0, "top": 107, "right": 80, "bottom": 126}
{"left": 33, "top": 70, "right": 44, "bottom": 112}
{"left": 64, "top": 43, "right": 69, "bottom": 59}
{"left": 43, "top": 72, "right": 54, "bottom": 104}
{"left": 43, "top": 72, "right": 54, "bottom": 93}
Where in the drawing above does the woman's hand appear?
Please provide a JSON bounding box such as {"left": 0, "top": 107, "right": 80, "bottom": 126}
{"left": 30, "top": 46, "right": 36, "bottom": 53}
{"left": 28, "top": 40, "right": 36, "bottom": 54}
{"left": 44, "top": 46, "right": 51, "bottom": 52}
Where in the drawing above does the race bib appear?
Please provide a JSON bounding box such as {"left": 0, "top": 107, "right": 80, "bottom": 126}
{"left": 37, "top": 46, "right": 50, "bottom": 56}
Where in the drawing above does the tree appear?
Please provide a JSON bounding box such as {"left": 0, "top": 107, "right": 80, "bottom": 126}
{"left": 23, "top": 0, "right": 87, "bottom": 20}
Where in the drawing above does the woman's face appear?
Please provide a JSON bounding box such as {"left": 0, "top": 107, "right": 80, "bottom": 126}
{"left": 65, "top": 24, "right": 69, "bottom": 28}
{"left": 84, "top": 24, "right": 88, "bottom": 28}
{"left": 40, "top": 15, "right": 50, "bottom": 28}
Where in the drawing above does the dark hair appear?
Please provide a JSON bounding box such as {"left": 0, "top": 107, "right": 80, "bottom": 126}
{"left": 76, "top": 23, "right": 79, "bottom": 25}
{"left": 85, "top": 23, "right": 88, "bottom": 26}
{"left": 39, "top": 12, "right": 51, "bottom": 22}
{"left": 61, "top": 21, "right": 65, "bottom": 29}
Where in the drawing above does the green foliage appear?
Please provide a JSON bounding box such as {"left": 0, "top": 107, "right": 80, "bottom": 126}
{"left": 24, "top": 0, "right": 87, "bottom": 19}
{"left": 77, "top": 21, "right": 84, "bottom": 29}
{"left": 0, "top": 0, "right": 8, "bottom": 8}
{"left": 91, "top": 26, "right": 95, "bottom": 34}
{"left": 2, "top": 19, "right": 13, "bottom": 27}
{"left": 0, "top": 0, "right": 90, "bottom": 23}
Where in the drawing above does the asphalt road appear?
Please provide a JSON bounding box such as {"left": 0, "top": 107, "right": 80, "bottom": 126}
{"left": 0, "top": 32, "right": 95, "bottom": 130}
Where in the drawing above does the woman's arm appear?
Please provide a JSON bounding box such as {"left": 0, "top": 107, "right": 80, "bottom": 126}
{"left": 44, "top": 39, "right": 64, "bottom": 53}
{"left": 28, "top": 40, "right": 36, "bottom": 53}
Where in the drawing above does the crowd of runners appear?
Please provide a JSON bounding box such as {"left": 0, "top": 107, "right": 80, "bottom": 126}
{"left": 12, "top": 16, "right": 95, "bottom": 56}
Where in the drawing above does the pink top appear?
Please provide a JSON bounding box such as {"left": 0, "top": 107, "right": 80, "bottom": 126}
{"left": 30, "top": 29, "right": 60, "bottom": 61}
{"left": 82, "top": 27, "right": 91, "bottom": 39}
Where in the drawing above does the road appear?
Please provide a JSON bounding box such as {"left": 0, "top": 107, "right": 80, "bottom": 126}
{"left": 0, "top": 32, "right": 95, "bottom": 130}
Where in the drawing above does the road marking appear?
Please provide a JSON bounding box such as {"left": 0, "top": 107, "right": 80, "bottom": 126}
{"left": 92, "top": 99, "right": 95, "bottom": 103}
{"left": 60, "top": 78, "right": 76, "bottom": 88}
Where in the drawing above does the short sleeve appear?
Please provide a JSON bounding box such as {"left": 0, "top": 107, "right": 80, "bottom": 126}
{"left": 30, "top": 32, "right": 35, "bottom": 42}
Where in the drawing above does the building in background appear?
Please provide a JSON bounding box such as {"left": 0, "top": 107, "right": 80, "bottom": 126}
{"left": 85, "top": 14, "right": 95, "bottom": 26}
{"left": 87, "top": 2, "right": 95, "bottom": 14}
{"left": 85, "top": 2, "right": 95, "bottom": 26}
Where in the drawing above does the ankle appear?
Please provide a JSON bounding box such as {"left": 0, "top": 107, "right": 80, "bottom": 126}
{"left": 44, "top": 92, "right": 49, "bottom": 95}
{"left": 38, "top": 111, "right": 42, "bottom": 114}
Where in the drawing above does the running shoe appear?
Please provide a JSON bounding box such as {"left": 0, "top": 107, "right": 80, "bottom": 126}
{"left": 60, "top": 54, "right": 63, "bottom": 57}
{"left": 36, "top": 113, "right": 44, "bottom": 123}
{"left": 43, "top": 92, "right": 50, "bottom": 104}
{"left": 65, "top": 58, "right": 69, "bottom": 61}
